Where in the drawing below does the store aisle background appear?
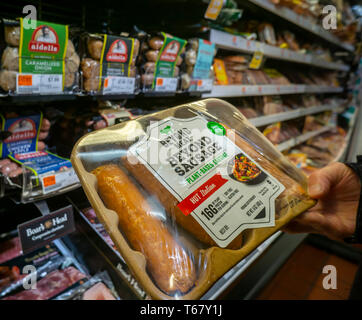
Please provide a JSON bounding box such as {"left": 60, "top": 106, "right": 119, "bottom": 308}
{"left": 256, "top": 242, "right": 359, "bottom": 300}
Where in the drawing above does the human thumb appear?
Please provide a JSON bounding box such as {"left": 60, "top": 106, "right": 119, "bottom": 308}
{"left": 308, "top": 163, "right": 345, "bottom": 198}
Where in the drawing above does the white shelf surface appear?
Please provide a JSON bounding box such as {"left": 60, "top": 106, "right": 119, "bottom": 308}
{"left": 250, "top": 104, "right": 340, "bottom": 127}
{"left": 210, "top": 29, "right": 350, "bottom": 71}
{"left": 245, "top": 0, "right": 355, "bottom": 52}
{"left": 202, "top": 85, "right": 343, "bottom": 98}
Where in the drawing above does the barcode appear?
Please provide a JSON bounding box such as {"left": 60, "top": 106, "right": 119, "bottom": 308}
{"left": 246, "top": 200, "right": 263, "bottom": 216}
{"left": 44, "top": 183, "right": 61, "bottom": 193}
{"left": 17, "top": 87, "right": 36, "bottom": 93}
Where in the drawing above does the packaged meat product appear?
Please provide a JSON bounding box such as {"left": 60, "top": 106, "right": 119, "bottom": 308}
{"left": 0, "top": 18, "right": 80, "bottom": 94}
{"left": 237, "top": 107, "right": 259, "bottom": 119}
{"left": 3, "top": 266, "right": 87, "bottom": 300}
{"left": 282, "top": 31, "right": 300, "bottom": 51}
{"left": 0, "top": 243, "right": 68, "bottom": 298}
{"left": 140, "top": 32, "right": 186, "bottom": 93}
{"left": 258, "top": 23, "right": 277, "bottom": 46}
{"left": 0, "top": 113, "right": 43, "bottom": 158}
{"left": 54, "top": 271, "right": 119, "bottom": 300}
{"left": 263, "top": 122, "right": 281, "bottom": 144}
{"left": 263, "top": 69, "right": 291, "bottom": 85}
{"left": 0, "top": 237, "right": 22, "bottom": 264}
{"left": 180, "top": 38, "right": 215, "bottom": 92}
{"left": 71, "top": 98, "right": 315, "bottom": 299}
{"left": 81, "top": 33, "right": 139, "bottom": 95}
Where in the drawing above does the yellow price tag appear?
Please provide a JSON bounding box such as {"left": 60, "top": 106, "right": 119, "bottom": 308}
{"left": 249, "top": 51, "right": 264, "bottom": 70}
{"left": 204, "top": 0, "right": 224, "bottom": 20}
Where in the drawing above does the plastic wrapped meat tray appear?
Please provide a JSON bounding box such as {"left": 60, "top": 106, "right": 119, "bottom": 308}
{"left": 71, "top": 98, "right": 316, "bottom": 299}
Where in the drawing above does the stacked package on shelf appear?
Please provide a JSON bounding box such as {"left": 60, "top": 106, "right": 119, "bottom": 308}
{"left": 139, "top": 32, "right": 186, "bottom": 93}
{"left": 0, "top": 231, "right": 119, "bottom": 300}
{"left": 80, "top": 32, "right": 140, "bottom": 95}
{"left": 0, "top": 18, "right": 80, "bottom": 95}
{"left": 180, "top": 38, "right": 216, "bottom": 92}
{"left": 0, "top": 110, "right": 79, "bottom": 202}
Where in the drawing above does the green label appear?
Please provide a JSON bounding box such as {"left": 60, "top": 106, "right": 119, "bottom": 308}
{"left": 153, "top": 33, "right": 186, "bottom": 88}
{"left": 19, "top": 18, "right": 68, "bottom": 74}
{"left": 207, "top": 121, "right": 226, "bottom": 136}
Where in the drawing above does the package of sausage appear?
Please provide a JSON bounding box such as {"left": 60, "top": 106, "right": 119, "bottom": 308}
{"left": 140, "top": 32, "right": 186, "bottom": 93}
{"left": 71, "top": 98, "right": 316, "bottom": 299}
{"left": 0, "top": 18, "right": 80, "bottom": 95}
{"left": 80, "top": 33, "right": 140, "bottom": 95}
{"left": 180, "top": 38, "right": 216, "bottom": 93}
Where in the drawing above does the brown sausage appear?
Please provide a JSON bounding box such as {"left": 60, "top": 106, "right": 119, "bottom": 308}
{"left": 122, "top": 155, "right": 243, "bottom": 249}
{"left": 41, "top": 118, "right": 51, "bottom": 131}
{"left": 148, "top": 36, "right": 164, "bottom": 50}
{"left": 133, "top": 39, "right": 140, "bottom": 56}
{"left": 0, "top": 159, "right": 11, "bottom": 170}
{"left": 92, "top": 164, "right": 196, "bottom": 294}
{"left": 1, "top": 162, "right": 18, "bottom": 175}
{"left": 87, "top": 38, "right": 103, "bottom": 60}
{"left": 38, "top": 130, "right": 49, "bottom": 141}
{"left": 145, "top": 50, "right": 159, "bottom": 62}
{"left": 81, "top": 58, "right": 100, "bottom": 79}
{"left": 37, "top": 141, "right": 46, "bottom": 151}
{"left": 8, "top": 167, "right": 23, "bottom": 178}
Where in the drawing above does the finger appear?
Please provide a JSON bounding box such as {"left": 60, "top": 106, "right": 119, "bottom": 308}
{"left": 308, "top": 162, "right": 347, "bottom": 199}
{"left": 282, "top": 220, "right": 318, "bottom": 234}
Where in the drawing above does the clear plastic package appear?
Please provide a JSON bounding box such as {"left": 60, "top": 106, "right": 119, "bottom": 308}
{"left": 80, "top": 33, "right": 140, "bottom": 96}
{"left": 71, "top": 98, "right": 316, "bottom": 299}
{"left": 140, "top": 32, "right": 186, "bottom": 94}
{"left": 0, "top": 18, "right": 80, "bottom": 95}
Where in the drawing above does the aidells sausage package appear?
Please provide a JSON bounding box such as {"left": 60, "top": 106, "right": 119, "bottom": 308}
{"left": 140, "top": 32, "right": 186, "bottom": 93}
{"left": 80, "top": 33, "right": 140, "bottom": 95}
{"left": 71, "top": 98, "right": 316, "bottom": 299}
{"left": 0, "top": 18, "right": 80, "bottom": 94}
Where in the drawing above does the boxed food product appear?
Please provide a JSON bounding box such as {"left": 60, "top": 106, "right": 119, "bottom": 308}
{"left": 180, "top": 38, "right": 216, "bottom": 92}
{"left": 0, "top": 18, "right": 80, "bottom": 95}
{"left": 71, "top": 98, "right": 315, "bottom": 299}
{"left": 80, "top": 33, "right": 140, "bottom": 95}
{"left": 139, "top": 32, "right": 186, "bottom": 93}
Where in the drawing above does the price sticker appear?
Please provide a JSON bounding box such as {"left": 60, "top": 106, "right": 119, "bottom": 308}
{"left": 195, "top": 79, "right": 213, "bottom": 92}
{"left": 249, "top": 51, "right": 264, "bottom": 70}
{"left": 103, "top": 76, "right": 135, "bottom": 94}
{"left": 204, "top": 0, "right": 224, "bottom": 20}
{"left": 155, "top": 77, "right": 178, "bottom": 92}
{"left": 18, "top": 74, "right": 32, "bottom": 86}
{"left": 42, "top": 175, "right": 56, "bottom": 188}
{"left": 16, "top": 74, "right": 62, "bottom": 94}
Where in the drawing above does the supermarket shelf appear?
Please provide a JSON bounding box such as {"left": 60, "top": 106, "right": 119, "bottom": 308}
{"left": 250, "top": 104, "right": 340, "bottom": 127}
{"left": 245, "top": 0, "right": 355, "bottom": 52}
{"left": 202, "top": 85, "right": 343, "bottom": 98}
{"left": 209, "top": 29, "right": 350, "bottom": 71}
{"left": 277, "top": 126, "right": 334, "bottom": 152}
